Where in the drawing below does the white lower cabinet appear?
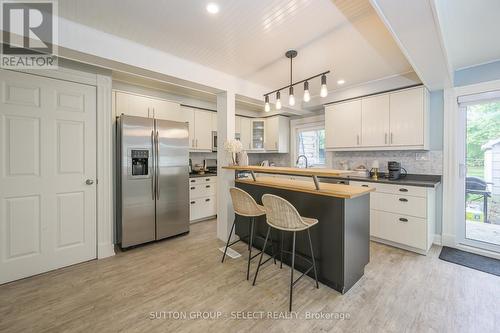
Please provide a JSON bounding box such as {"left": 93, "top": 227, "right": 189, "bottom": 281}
{"left": 189, "top": 176, "right": 217, "bottom": 222}
{"left": 350, "top": 181, "right": 436, "bottom": 254}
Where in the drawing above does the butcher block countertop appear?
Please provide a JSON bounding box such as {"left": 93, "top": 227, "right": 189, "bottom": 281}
{"left": 235, "top": 176, "right": 374, "bottom": 199}
{"left": 222, "top": 165, "right": 354, "bottom": 177}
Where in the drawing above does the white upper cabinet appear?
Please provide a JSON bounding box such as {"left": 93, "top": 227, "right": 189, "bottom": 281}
{"left": 151, "top": 98, "right": 181, "bottom": 121}
{"left": 193, "top": 110, "right": 213, "bottom": 151}
{"left": 325, "top": 86, "right": 429, "bottom": 151}
{"left": 265, "top": 116, "right": 289, "bottom": 153}
{"left": 115, "top": 91, "right": 152, "bottom": 118}
{"left": 325, "top": 99, "right": 362, "bottom": 149}
{"left": 239, "top": 117, "right": 252, "bottom": 151}
{"left": 251, "top": 119, "right": 265, "bottom": 150}
{"left": 211, "top": 112, "right": 217, "bottom": 132}
{"left": 235, "top": 116, "right": 241, "bottom": 134}
{"left": 389, "top": 87, "right": 427, "bottom": 147}
{"left": 178, "top": 107, "right": 195, "bottom": 149}
{"left": 361, "top": 94, "right": 390, "bottom": 147}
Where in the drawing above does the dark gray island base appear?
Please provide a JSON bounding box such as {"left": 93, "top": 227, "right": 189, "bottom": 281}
{"left": 235, "top": 182, "right": 370, "bottom": 294}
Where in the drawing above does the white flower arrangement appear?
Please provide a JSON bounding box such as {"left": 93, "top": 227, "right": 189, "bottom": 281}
{"left": 223, "top": 139, "right": 243, "bottom": 153}
{"left": 223, "top": 139, "right": 243, "bottom": 165}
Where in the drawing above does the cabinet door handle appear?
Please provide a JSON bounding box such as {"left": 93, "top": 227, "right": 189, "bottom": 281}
{"left": 206, "top": 185, "right": 210, "bottom": 188}
{"left": 190, "top": 187, "right": 195, "bottom": 190}
{"left": 399, "top": 188, "right": 408, "bottom": 192}
{"left": 357, "top": 134, "right": 360, "bottom": 145}
{"left": 390, "top": 132, "right": 394, "bottom": 144}
{"left": 205, "top": 198, "right": 210, "bottom": 202}
{"left": 190, "top": 201, "right": 195, "bottom": 204}
{"left": 399, "top": 198, "right": 408, "bottom": 202}
{"left": 196, "top": 139, "right": 198, "bottom": 147}
{"left": 153, "top": 108, "right": 155, "bottom": 118}
{"left": 399, "top": 218, "right": 408, "bottom": 222}
{"left": 385, "top": 133, "right": 388, "bottom": 144}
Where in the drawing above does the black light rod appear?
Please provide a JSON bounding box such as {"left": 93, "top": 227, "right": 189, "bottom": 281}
{"left": 264, "top": 70, "right": 331, "bottom": 97}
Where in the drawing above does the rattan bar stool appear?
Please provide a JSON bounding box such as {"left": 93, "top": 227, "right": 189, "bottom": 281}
{"left": 252, "top": 194, "right": 319, "bottom": 311}
{"left": 221, "top": 187, "right": 276, "bottom": 280}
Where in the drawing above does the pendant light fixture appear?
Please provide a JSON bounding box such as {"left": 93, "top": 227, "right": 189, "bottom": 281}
{"left": 320, "top": 74, "right": 328, "bottom": 98}
{"left": 303, "top": 81, "right": 311, "bottom": 102}
{"left": 275, "top": 91, "right": 282, "bottom": 110}
{"left": 263, "top": 50, "right": 330, "bottom": 111}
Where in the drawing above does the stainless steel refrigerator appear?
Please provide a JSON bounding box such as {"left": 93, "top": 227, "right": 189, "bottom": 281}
{"left": 116, "top": 115, "right": 189, "bottom": 248}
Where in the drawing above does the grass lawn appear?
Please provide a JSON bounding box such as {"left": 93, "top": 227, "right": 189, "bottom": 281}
{"left": 467, "top": 166, "right": 484, "bottom": 178}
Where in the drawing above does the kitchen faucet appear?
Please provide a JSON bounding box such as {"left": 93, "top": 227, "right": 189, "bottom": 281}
{"left": 296, "top": 155, "right": 308, "bottom": 168}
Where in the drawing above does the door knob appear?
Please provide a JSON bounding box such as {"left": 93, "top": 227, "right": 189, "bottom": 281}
{"left": 86, "top": 179, "right": 94, "bottom": 185}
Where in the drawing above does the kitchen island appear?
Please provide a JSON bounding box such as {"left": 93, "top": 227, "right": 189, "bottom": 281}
{"left": 222, "top": 166, "right": 374, "bottom": 294}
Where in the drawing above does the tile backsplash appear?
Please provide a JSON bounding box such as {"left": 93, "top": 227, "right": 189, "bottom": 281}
{"left": 331, "top": 150, "right": 443, "bottom": 175}
{"left": 248, "top": 153, "right": 291, "bottom": 167}
{"left": 189, "top": 152, "right": 217, "bottom": 166}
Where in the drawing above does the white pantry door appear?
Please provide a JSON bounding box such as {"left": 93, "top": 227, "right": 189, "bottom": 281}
{"left": 0, "top": 70, "right": 97, "bottom": 284}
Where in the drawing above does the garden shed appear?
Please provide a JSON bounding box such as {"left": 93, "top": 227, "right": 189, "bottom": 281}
{"left": 482, "top": 138, "right": 500, "bottom": 197}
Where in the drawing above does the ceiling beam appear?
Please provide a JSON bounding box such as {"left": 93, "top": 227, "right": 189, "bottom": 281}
{"left": 369, "top": 0, "right": 453, "bottom": 90}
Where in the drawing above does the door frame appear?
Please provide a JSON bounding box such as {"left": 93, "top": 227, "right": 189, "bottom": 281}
{"left": 443, "top": 79, "right": 500, "bottom": 259}
{"left": 7, "top": 65, "right": 115, "bottom": 259}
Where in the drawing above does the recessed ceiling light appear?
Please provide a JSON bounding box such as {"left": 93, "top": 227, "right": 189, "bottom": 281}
{"left": 206, "top": 3, "right": 219, "bottom": 14}
{"left": 337, "top": 79, "right": 345, "bottom": 85}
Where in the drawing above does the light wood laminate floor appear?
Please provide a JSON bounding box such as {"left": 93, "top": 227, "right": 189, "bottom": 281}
{"left": 1, "top": 219, "right": 499, "bottom": 333}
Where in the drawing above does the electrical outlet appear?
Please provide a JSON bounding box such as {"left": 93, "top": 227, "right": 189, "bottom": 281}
{"left": 415, "top": 152, "right": 430, "bottom": 161}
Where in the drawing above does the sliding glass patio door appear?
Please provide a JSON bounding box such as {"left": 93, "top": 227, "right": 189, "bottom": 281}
{"left": 457, "top": 92, "right": 500, "bottom": 253}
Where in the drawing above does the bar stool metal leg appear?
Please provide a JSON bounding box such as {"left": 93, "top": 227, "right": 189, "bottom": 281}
{"left": 289, "top": 231, "right": 296, "bottom": 312}
{"left": 280, "top": 231, "right": 284, "bottom": 269}
{"left": 246, "top": 218, "right": 255, "bottom": 280}
{"left": 252, "top": 226, "right": 270, "bottom": 286}
{"left": 269, "top": 229, "right": 277, "bottom": 265}
{"left": 307, "top": 229, "right": 319, "bottom": 289}
{"left": 221, "top": 218, "right": 236, "bottom": 263}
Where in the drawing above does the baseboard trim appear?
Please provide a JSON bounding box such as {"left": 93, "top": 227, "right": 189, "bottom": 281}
{"left": 433, "top": 234, "right": 442, "bottom": 246}
{"left": 370, "top": 236, "right": 429, "bottom": 255}
{"left": 98, "top": 243, "right": 115, "bottom": 259}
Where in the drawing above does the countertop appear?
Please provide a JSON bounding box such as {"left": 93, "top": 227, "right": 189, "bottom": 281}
{"left": 222, "top": 165, "right": 354, "bottom": 177}
{"left": 235, "top": 176, "right": 374, "bottom": 199}
{"left": 321, "top": 173, "right": 442, "bottom": 188}
{"left": 189, "top": 172, "right": 217, "bottom": 178}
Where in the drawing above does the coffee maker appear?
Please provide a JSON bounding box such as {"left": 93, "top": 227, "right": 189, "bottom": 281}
{"left": 388, "top": 161, "right": 407, "bottom": 180}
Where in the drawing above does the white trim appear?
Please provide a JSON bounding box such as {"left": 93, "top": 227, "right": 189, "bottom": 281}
{"left": 442, "top": 78, "right": 500, "bottom": 253}
{"left": 96, "top": 74, "right": 115, "bottom": 259}
{"left": 433, "top": 234, "right": 442, "bottom": 246}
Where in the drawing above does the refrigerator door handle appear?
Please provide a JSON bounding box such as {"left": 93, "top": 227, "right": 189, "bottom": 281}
{"left": 156, "top": 130, "right": 160, "bottom": 200}
{"left": 151, "top": 130, "right": 155, "bottom": 200}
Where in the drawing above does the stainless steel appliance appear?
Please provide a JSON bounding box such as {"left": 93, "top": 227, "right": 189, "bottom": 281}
{"left": 212, "top": 131, "right": 217, "bottom": 152}
{"left": 116, "top": 115, "right": 189, "bottom": 248}
{"left": 388, "top": 161, "right": 407, "bottom": 180}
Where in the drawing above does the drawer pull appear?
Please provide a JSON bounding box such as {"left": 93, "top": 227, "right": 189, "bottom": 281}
{"left": 399, "top": 198, "right": 408, "bottom": 202}
{"left": 362, "top": 184, "right": 369, "bottom": 187}
{"left": 399, "top": 188, "right": 408, "bottom": 192}
{"left": 190, "top": 201, "right": 195, "bottom": 204}
{"left": 190, "top": 187, "right": 195, "bottom": 190}
{"left": 206, "top": 178, "right": 211, "bottom": 181}
{"left": 399, "top": 218, "right": 408, "bottom": 222}
{"left": 205, "top": 198, "right": 210, "bottom": 202}
{"left": 190, "top": 179, "right": 195, "bottom": 183}
{"left": 206, "top": 185, "right": 210, "bottom": 188}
